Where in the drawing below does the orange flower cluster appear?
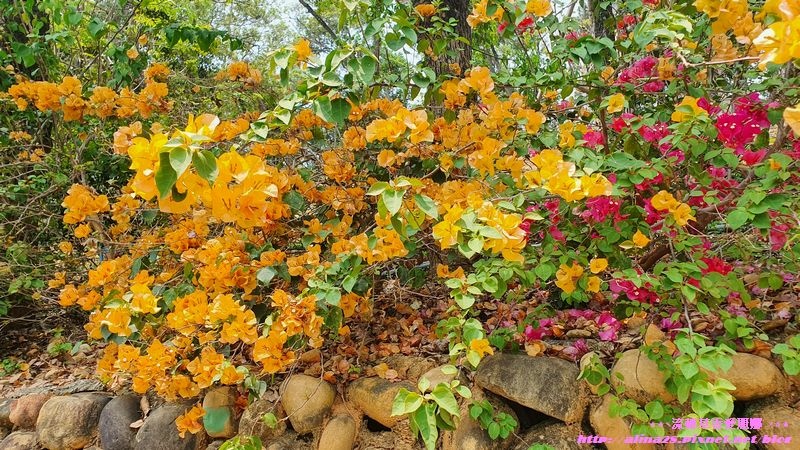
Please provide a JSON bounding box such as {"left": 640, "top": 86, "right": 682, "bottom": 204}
{"left": 8, "top": 65, "right": 172, "bottom": 121}
{"left": 215, "top": 61, "right": 263, "bottom": 87}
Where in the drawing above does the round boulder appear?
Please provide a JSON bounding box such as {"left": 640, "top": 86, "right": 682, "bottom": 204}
{"left": 99, "top": 395, "right": 142, "bottom": 450}
{"left": 134, "top": 403, "right": 204, "bottom": 450}
{"left": 36, "top": 393, "right": 111, "bottom": 450}
{"left": 9, "top": 394, "right": 51, "bottom": 430}
{"left": 280, "top": 375, "right": 336, "bottom": 435}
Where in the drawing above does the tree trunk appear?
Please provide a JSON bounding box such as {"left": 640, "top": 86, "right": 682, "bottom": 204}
{"left": 414, "top": 0, "right": 472, "bottom": 77}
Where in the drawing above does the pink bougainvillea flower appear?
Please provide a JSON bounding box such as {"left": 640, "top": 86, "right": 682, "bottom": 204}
{"left": 583, "top": 129, "right": 605, "bottom": 148}
{"left": 580, "top": 196, "right": 626, "bottom": 224}
{"left": 596, "top": 311, "right": 621, "bottom": 341}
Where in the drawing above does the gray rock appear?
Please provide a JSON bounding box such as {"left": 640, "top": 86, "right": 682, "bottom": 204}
{"left": 475, "top": 354, "right": 587, "bottom": 423}
{"left": 0, "top": 399, "right": 12, "bottom": 429}
{"left": 134, "top": 403, "right": 204, "bottom": 450}
{"left": 0, "top": 431, "right": 38, "bottom": 450}
{"left": 238, "top": 396, "right": 287, "bottom": 443}
{"left": 318, "top": 415, "right": 356, "bottom": 450}
{"left": 99, "top": 395, "right": 142, "bottom": 450}
{"left": 9, "top": 394, "right": 51, "bottom": 430}
{"left": 347, "top": 377, "right": 415, "bottom": 428}
{"left": 280, "top": 375, "right": 335, "bottom": 435}
{"left": 36, "top": 393, "right": 111, "bottom": 450}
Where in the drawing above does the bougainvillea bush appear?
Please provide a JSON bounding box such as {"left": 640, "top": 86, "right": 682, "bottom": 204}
{"left": 5, "top": 0, "right": 800, "bottom": 443}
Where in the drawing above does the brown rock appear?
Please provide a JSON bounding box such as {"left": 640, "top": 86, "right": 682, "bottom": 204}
{"left": 589, "top": 395, "right": 649, "bottom": 450}
{"left": 418, "top": 365, "right": 461, "bottom": 392}
{"left": 318, "top": 415, "right": 356, "bottom": 450}
{"left": 475, "top": 354, "right": 587, "bottom": 423}
{"left": 238, "top": 396, "right": 287, "bottom": 443}
{"left": 512, "top": 420, "right": 584, "bottom": 450}
{"left": 9, "top": 394, "right": 51, "bottom": 430}
{"left": 611, "top": 349, "right": 675, "bottom": 405}
{"left": 710, "top": 353, "right": 785, "bottom": 401}
{"left": 355, "top": 421, "right": 417, "bottom": 450}
{"left": 383, "top": 355, "right": 437, "bottom": 382}
{"left": 280, "top": 375, "right": 335, "bottom": 435}
{"left": 347, "top": 377, "right": 415, "bottom": 428}
{"left": 0, "top": 431, "right": 38, "bottom": 450}
{"left": 441, "top": 387, "right": 517, "bottom": 450}
{"left": 202, "top": 388, "right": 237, "bottom": 439}
{"left": 36, "top": 393, "right": 112, "bottom": 450}
{"left": 264, "top": 430, "right": 314, "bottom": 450}
{"left": 748, "top": 404, "right": 800, "bottom": 450}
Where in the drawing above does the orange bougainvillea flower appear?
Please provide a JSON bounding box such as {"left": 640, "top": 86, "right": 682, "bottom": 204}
{"left": 590, "top": 258, "right": 608, "bottom": 274}
{"left": 469, "top": 338, "right": 494, "bottom": 358}
{"left": 606, "top": 93, "right": 626, "bottom": 113}
{"left": 632, "top": 230, "right": 651, "bottom": 248}
{"left": 526, "top": 0, "right": 552, "bottom": 17}
{"left": 175, "top": 405, "right": 205, "bottom": 438}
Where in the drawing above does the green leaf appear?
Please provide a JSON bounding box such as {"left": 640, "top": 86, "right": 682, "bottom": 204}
{"left": 726, "top": 208, "right": 751, "bottom": 230}
{"left": 169, "top": 147, "right": 191, "bottom": 178}
{"left": 312, "top": 96, "right": 351, "bottom": 126}
{"left": 88, "top": 18, "right": 107, "bottom": 38}
{"left": 392, "top": 389, "right": 423, "bottom": 416}
{"left": 430, "top": 384, "right": 460, "bottom": 416}
{"left": 411, "top": 403, "right": 439, "bottom": 450}
{"left": 382, "top": 189, "right": 404, "bottom": 216}
{"left": 257, "top": 267, "right": 277, "bottom": 285}
{"left": 261, "top": 412, "right": 278, "bottom": 428}
{"left": 155, "top": 153, "right": 178, "bottom": 198}
{"left": 414, "top": 194, "right": 438, "bottom": 219}
{"left": 366, "top": 181, "right": 389, "bottom": 196}
{"left": 192, "top": 150, "right": 218, "bottom": 183}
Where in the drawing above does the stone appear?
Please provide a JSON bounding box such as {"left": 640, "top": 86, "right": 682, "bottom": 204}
{"left": 263, "top": 430, "right": 314, "bottom": 450}
{"left": 383, "top": 355, "right": 437, "bottom": 382}
{"left": 610, "top": 349, "right": 675, "bottom": 405}
{"left": 36, "top": 393, "right": 111, "bottom": 450}
{"left": 0, "top": 399, "right": 12, "bottom": 429}
{"left": 589, "top": 395, "right": 649, "bottom": 450}
{"left": 347, "top": 377, "right": 415, "bottom": 428}
{"left": 280, "top": 375, "right": 335, "bottom": 435}
{"left": 202, "top": 388, "right": 237, "bottom": 439}
{"left": 9, "top": 394, "right": 51, "bottom": 429}
{"left": 418, "top": 365, "right": 460, "bottom": 391}
{"left": 206, "top": 441, "right": 223, "bottom": 450}
{"left": 475, "top": 354, "right": 588, "bottom": 423}
{"left": 238, "top": 396, "right": 287, "bottom": 443}
{"left": 134, "top": 403, "right": 204, "bottom": 450}
{"left": 512, "top": 420, "right": 584, "bottom": 450}
{"left": 355, "top": 421, "right": 418, "bottom": 450}
{"left": 710, "top": 353, "right": 785, "bottom": 401}
{"left": 0, "top": 432, "right": 38, "bottom": 450}
{"left": 0, "top": 428, "right": 8, "bottom": 442}
{"left": 99, "top": 395, "right": 142, "bottom": 450}
{"left": 441, "top": 387, "right": 518, "bottom": 450}
{"left": 318, "top": 415, "right": 356, "bottom": 450}
{"left": 748, "top": 403, "right": 800, "bottom": 450}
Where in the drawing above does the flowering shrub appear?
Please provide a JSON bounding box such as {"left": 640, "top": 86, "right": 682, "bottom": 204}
{"left": 4, "top": 0, "right": 800, "bottom": 441}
